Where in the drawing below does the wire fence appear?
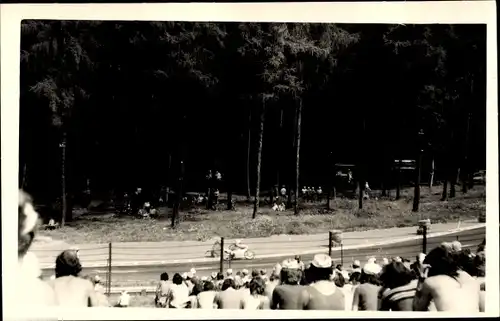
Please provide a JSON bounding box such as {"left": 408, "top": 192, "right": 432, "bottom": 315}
{"left": 36, "top": 226, "right": 484, "bottom": 294}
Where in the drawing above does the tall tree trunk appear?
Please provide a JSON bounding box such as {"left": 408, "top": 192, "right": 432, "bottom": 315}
{"left": 253, "top": 100, "right": 265, "bottom": 219}
{"left": 21, "top": 163, "right": 28, "bottom": 190}
{"left": 462, "top": 112, "right": 471, "bottom": 194}
{"left": 358, "top": 180, "right": 364, "bottom": 209}
{"left": 413, "top": 151, "right": 423, "bottom": 212}
{"left": 294, "top": 98, "right": 303, "bottom": 215}
{"left": 450, "top": 167, "right": 457, "bottom": 198}
{"left": 287, "top": 105, "right": 297, "bottom": 210}
{"left": 429, "top": 156, "right": 435, "bottom": 193}
{"left": 246, "top": 107, "right": 252, "bottom": 200}
{"left": 60, "top": 132, "right": 67, "bottom": 227}
{"left": 441, "top": 172, "right": 449, "bottom": 201}
{"left": 171, "top": 160, "right": 184, "bottom": 228}
{"left": 396, "top": 161, "right": 401, "bottom": 200}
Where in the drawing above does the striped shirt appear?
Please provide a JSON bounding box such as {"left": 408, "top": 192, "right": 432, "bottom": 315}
{"left": 379, "top": 280, "right": 418, "bottom": 311}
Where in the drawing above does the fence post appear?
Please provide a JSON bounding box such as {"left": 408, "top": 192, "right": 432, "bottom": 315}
{"left": 220, "top": 237, "right": 224, "bottom": 274}
{"left": 422, "top": 226, "right": 427, "bottom": 254}
{"left": 328, "top": 231, "right": 333, "bottom": 257}
{"left": 340, "top": 243, "right": 344, "bottom": 266}
{"left": 108, "top": 242, "right": 112, "bottom": 295}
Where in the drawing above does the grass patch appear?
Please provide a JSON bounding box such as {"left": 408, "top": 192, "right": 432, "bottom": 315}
{"left": 39, "top": 186, "right": 486, "bottom": 244}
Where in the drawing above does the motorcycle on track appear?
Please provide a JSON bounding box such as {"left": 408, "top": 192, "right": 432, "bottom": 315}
{"left": 206, "top": 240, "right": 255, "bottom": 260}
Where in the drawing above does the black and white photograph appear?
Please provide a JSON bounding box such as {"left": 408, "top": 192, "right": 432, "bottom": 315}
{"left": 1, "top": 2, "right": 498, "bottom": 319}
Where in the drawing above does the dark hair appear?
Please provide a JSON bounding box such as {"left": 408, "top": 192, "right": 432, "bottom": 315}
{"left": 306, "top": 265, "right": 332, "bottom": 284}
{"left": 252, "top": 269, "right": 259, "bottom": 278}
{"left": 236, "top": 271, "right": 242, "bottom": 277}
{"left": 336, "top": 264, "right": 343, "bottom": 271}
{"left": 380, "top": 262, "right": 414, "bottom": 289}
{"left": 424, "top": 246, "right": 460, "bottom": 278}
{"left": 191, "top": 282, "right": 204, "bottom": 296}
{"left": 160, "top": 272, "right": 169, "bottom": 281}
{"left": 249, "top": 277, "right": 266, "bottom": 295}
{"left": 473, "top": 252, "right": 486, "bottom": 277}
{"left": 221, "top": 278, "right": 236, "bottom": 291}
{"left": 280, "top": 268, "right": 303, "bottom": 285}
{"left": 359, "top": 271, "right": 381, "bottom": 286}
{"left": 456, "top": 250, "right": 475, "bottom": 275}
{"left": 217, "top": 272, "right": 224, "bottom": 280}
{"left": 333, "top": 272, "right": 345, "bottom": 288}
{"left": 204, "top": 281, "right": 215, "bottom": 292}
{"left": 349, "top": 271, "right": 361, "bottom": 285}
{"left": 55, "top": 250, "right": 82, "bottom": 278}
{"left": 172, "top": 273, "right": 183, "bottom": 285}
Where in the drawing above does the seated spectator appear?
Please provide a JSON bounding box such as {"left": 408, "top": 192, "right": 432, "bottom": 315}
{"left": 413, "top": 245, "right": 481, "bottom": 312}
{"left": 17, "top": 190, "right": 56, "bottom": 307}
{"left": 155, "top": 272, "right": 170, "bottom": 308}
{"left": 301, "top": 254, "right": 345, "bottom": 310}
{"left": 188, "top": 281, "right": 204, "bottom": 308}
{"left": 260, "top": 269, "right": 269, "bottom": 283}
{"left": 214, "top": 278, "right": 243, "bottom": 309}
{"left": 379, "top": 261, "right": 418, "bottom": 311}
{"left": 49, "top": 249, "right": 99, "bottom": 307}
{"left": 197, "top": 281, "right": 217, "bottom": 309}
{"left": 334, "top": 271, "right": 353, "bottom": 310}
{"left": 215, "top": 272, "right": 225, "bottom": 290}
{"left": 352, "top": 262, "right": 382, "bottom": 311}
{"left": 167, "top": 273, "right": 190, "bottom": 308}
{"left": 264, "top": 271, "right": 280, "bottom": 303}
{"left": 349, "top": 271, "right": 362, "bottom": 286}
{"left": 116, "top": 290, "right": 130, "bottom": 308}
{"left": 352, "top": 260, "right": 362, "bottom": 274}
{"left": 271, "top": 259, "right": 304, "bottom": 310}
{"left": 241, "top": 277, "right": 270, "bottom": 309}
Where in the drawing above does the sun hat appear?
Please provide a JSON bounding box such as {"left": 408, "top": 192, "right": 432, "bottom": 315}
{"left": 311, "top": 254, "right": 333, "bottom": 269}
{"left": 352, "top": 260, "right": 361, "bottom": 268}
{"left": 181, "top": 272, "right": 188, "bottom": 279}
{"left": 242, "top": 269, "right": 249, "bottom": 275}
{"left": 211, "top": 272, "right": 217, "bottom": 279}
{"left": 226, "top": 268, "right": 233, "bottom": 275}
{"left": 451, "top": 241, "right": 462, "bottom": 252}
{"left": 367, "top": 257, "right": 376, "bottom": 264}
{"left": 363, "top": 262, "right": 382, "bottom": 275}
{"left": 381, "top": 258, "right": 389, "bottom": 266}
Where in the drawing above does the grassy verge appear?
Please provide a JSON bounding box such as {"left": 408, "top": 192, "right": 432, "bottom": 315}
{"left": 39, "top": 186, "right": 485, "bottom": 244}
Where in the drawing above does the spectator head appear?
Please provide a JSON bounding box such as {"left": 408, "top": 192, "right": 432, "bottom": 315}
{"left": 172, "top": 273, "right": 183, "bottom": 285}
{"left": 335, "top": 264, "right": 343, "bottom": 271}
{"left": 160, "top": 272, "right": 169, "bottom": 281}
{"left": 211, "top": 272, "right": 217, "bottom": 280}
{"left": 473, "top": 251, "right": 485, "bottom": 277}
{"left": 424, "top": 245, "right": 460, "bottom": 278}
{"left": 349, "top": 271, "right": 361, "bottom": 285}
{"left": 226, "top": 268, "right": 233, "bottom": 277}
{"left": 380, "top": 261, "right": 414, "bottom": 289}
{"left": 306, "top": 254, "right": 333, "bottom": 284}
{"left": 18, "top": 190, "right": 39, "bottom": 258}
{"left": 451, "top": 241, "right": 462, "bottom": 252}
{"left": 477, "top": 239, "right": 485, "bottom": 253}
{"left": 260, "top": 269, "right": 267, "bottom": 276}
{"left": 203, "top": 281, "right": 215, "bottom": 292}
{"left": 217, "top": 272, "right": 224, "bottom": 281}
{"left": 367, "top": 257, "right": 377, "bottom": 264}
{"left": 360, "top": 262, "right": 382, "bottom": 285}
{"left": 295, "top": 255, "right": 301, "bottom": 262}
{"left": 221, "top": 278, "right": 236, "bottom": 291}
{"left": 273, "top": 263, "right": 282, "bottom": 276}
{"left": 55, "top": 250, "right": 82, "bottom": 278}
{"left": 249, "top": 277, "right": 266, "bottom": 296}
{"left": 381, "top": 258, "right": 389, "bottom": 266}
{"left": 333, "top": 271, "right": 346, "bottom": 288}
{"left": 241, "top": 269, "right": 249, "bottom": 276}
{"left": 280, "top": 259, "right": 302, "bottom": 285}
{"left": 236, "top": 271, "right": 242, "bottom": 277}
{"left": 94, "top": 275, "right": 101, "bottom": 284}
{"left": 191, "top": 281, "right": 204, "bottom": 296}
{"left": 251, "top": 269, "right": 259, "bottom": 278}
{"left": 352, "top": 260, "right": 361, "bottom": 269}
{"left": 181, "top": 272, "right": 188, "bottom": 280}
{"left": 201, "top": 276, "right": 208, "bottom": 282}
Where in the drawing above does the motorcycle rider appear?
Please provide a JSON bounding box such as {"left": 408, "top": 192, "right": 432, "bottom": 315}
{"left": 230, "top": 239, "right": 249, "bottom": 259}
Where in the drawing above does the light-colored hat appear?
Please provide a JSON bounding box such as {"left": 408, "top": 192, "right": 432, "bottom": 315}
{"left": 363, "top": 263, "right": 382, "bottom": 275}
{"left": 211, "top": 272, "right": 217, "bottom": 279}
{"left": 201, "top": 276, "right": 208, "bottom": 281}
{"left": 226, "top": 268, "right": 233, "bottom": 275}
{"left": 382, "top": 258, "right": 389, "bottom": 266}
{"left": 367, "top": 257, "right": 376, "bottom": 264}
{"left": 281, "top": 258, "right": 300, "bottom": 270}
{"left": 94, "top": 275, "right": 101, "bottom": 282}
{"left": 352, "top": 260, "right": 361, "bottom": 267}
{"left": 341, "top": 270, "right": 349, "bottom": 279}
{"left": 242, "top": 269, "right": 249, "bottom": 275}
{"left": 418, "top": 253, "right": 426, "bottom": 263}
{"left": 190, "top": 268, "right": 196, "bottom": 274}
{"left": 181, "top": 272, "right": 188, "bottom": 279}
{"left": 393, "top": 256, "right": 403, "bottom": 263}
{"left": 187, "top": 272, "right": 194, "bottom": 279}
{"left": 451, "top": 241, "right": 462, "bottom": 252}
{"left": 311, "top": 254, "right": 333, "bottom": 269}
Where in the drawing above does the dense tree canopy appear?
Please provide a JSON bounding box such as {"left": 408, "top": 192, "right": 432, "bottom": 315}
{"left": 20, "top": 21, "right": 486, "bottom": 218}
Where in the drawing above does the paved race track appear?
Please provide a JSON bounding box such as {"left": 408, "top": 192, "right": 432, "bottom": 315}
{"left": 40, "top": 227, "right": 485, "bottom": 287}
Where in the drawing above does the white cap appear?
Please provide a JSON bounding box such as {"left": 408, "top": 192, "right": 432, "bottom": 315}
{"left": 187, "top": 272, "right": 194, "bottom": 279}
{"left": 182, "top": 272, "right": 188, "bottom": 279}
{"left": 451, "top": 241, "right": 462, "bottom": 252}
{"left": 367, "top": 257, "right": 376, "bottom": 264}
{"left": 393, "top": 256, "right": 403, "bottom": 263}
{"left": 94, "top": 275, "right": 101, "bottom": 282}
{"left": 190, "top": 268, "right": 196, "bottom": 274}
{"left": 341, "top": 270, "right": 349, "bottom": 279}
{"left": 242, "top": 269, "right": 249, "bottom": 275}
{"left": 226, "top": 269, "right": 233, "bottom": 275}
{"left": 382, "top": 258, "right": 389, "bottom": 265}
{"left": 311, "top": 254, "right": 333, "bottom": 269}
{"left": 418, "top": 253, "right": 426, "bottom": 263}
{"left": 353, "top": 260, "right": 361, "bottom": 267}
{"left": 235, "top": 239, "right": 241, "bottom": 245}
{"left": 363, "top": 263, "right": 382, "bottom": 275}
{"left": 201, "top": 276, "right": 208, "bottom": 281}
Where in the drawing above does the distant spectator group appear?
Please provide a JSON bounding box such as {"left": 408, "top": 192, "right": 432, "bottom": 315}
{"left": 18, "top": 189, "right": 486, "bottom": 312}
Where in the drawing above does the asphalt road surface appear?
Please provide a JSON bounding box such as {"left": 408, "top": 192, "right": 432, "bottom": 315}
{"left": 40, "top": 227, "right": 485, "bottom": 287}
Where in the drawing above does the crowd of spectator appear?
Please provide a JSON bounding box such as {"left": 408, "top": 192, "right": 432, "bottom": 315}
{"left": 18, "top": 189, "right": 486, "bottom": 311}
